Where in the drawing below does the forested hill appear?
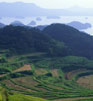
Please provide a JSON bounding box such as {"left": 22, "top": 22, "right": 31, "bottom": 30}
{"left": 0, "top": 24, "right": 93, "bottom": 59}
{"left": 43, "top": 24, "right": 93, "bottom": 59}
{"left": 0, "top": 25, "right": 68, "bottom": 56}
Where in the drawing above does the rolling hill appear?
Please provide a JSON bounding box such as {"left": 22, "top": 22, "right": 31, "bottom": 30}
{"left": 0, "top": 24, "right": 92, "bottom": 101}
{"left": 0, "top": 25, "right": 68, "bottom": 56}
{"left": 43, "top": 23, "right": 93, "bottom": 58}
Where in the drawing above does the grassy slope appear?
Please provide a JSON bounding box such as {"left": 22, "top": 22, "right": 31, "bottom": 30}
{"left": 0, "top": 87, "right": 3, "bottom": 101}
{"left": 8, "top": 93, "right": 47, "bottom": 101}
{"left": 75, "top": 98, "right": 93, "bottom": 101}
{"left": 0, "top": 87, "right": 47, "bottom": 101}
{"left": 0, "top": 53, "right": 93, "bottom": 101}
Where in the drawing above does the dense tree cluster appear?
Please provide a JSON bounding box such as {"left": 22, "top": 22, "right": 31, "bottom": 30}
{"left": 43, "top": 24, "right": 93, "bottom": 59}
{"left": 0, "top": 25, "right": 68, "bottom": 56}
{"left": 0, "top": 24, "right": 93, "bottom": 59}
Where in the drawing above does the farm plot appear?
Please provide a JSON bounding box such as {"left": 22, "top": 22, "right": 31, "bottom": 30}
{"left": 77, "top": 75, "right": 93, "bottom": 89}
{"left": 13, "top": 64, "right": 32, "bottom": 73}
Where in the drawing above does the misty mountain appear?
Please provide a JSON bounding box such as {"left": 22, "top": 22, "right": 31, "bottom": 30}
{"left": 28, "top": 21, "right": 36, "bottom": 26}
{"left": 10, "top": 21, "right": 25, "bottom": 26}
{"left": 67, "top": 21, "right": 92, "bottom": 30}
{"left": 36, "top": 25, "right": 48, "bottom": 30}
{"left": 0, "top": 2, "right": 93, "bottom": 17}
{"left": 0, "top": 24, "right": 93, "bottom": 59}
{"left": 43, "top": 24, "right": 93, "bottom": 58}
{"left": 0, "top": 25, "right": 68, "bottom": 56}
{"left": 36, "top": 21, "right": 92, "bottom": 31}
{"left": 36, "top": 17, "right": 42, "bottom": 21}
{"left": 0, "top": 2, "right": 69, "bottom": 17}
{"left": 0, "top": 23, "right": 5, "bottom": 28}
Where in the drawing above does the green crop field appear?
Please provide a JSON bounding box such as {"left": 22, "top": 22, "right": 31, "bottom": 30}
{"left": 0, "top": 52, "right": 93, "bottom": 101}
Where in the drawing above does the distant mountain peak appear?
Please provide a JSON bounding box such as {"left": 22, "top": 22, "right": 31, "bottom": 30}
{"left": 10, "top": 21, "right": 24, "bottom": 26}
{"left": 0, "top": 2, "right": 92, "bottom": 17}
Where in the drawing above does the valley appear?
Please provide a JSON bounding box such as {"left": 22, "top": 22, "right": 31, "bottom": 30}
{"left": 0, "top": 24, "right": 93, "bottom": 100}
{"left": 0, "top": 1, "right": 93, "bottom": 101}
{"left": 0, "top": 52, "right": 93, "bottom": 101}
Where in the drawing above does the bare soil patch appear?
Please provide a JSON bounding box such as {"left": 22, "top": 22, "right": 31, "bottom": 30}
{"left": 51, "top": 69, "right": 59, "bottom": 77}
{"left": 77, "top": 75, "right": 93, "bottom": 89}
{"left": 35, "top": 68, "right": 48, "bottom": 75}
{"left": 13, "top": 64, "right": 31, "bottom": 73}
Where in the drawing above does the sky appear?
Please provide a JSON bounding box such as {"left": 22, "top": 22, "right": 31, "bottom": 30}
{"left": 0, "top": 0, "right": 93, "bottom": 9}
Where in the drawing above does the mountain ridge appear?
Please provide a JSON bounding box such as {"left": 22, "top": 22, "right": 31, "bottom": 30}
{"left": 0, "top": 2, "right": 93, "bottom": 17}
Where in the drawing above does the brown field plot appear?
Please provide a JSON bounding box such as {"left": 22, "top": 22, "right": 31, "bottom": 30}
{"left": 13, "top": 64, "right": 31, "bottom": 73}
{"left": 77, "top": 75, "right": 93, "bottom": 89}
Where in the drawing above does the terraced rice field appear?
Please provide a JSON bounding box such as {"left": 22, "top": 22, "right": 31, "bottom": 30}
{"left": 13, "top": 64, "right": 32, "bottom": 73}
{"left": 0, "top": 54, "right": 93, "bottom": 101}
{"left": 77, "top": 75, "right": 93, "bottom": 89}
{"left": 51, "top": 69, "right": 59, "bottom": 77}
{"left": 54, "top": 97, "right": 93, "bottom": 101}
{"left": 1, "top": 66, "right": 93, "bottom": 101}
{"left": 35, "top": 68, "right": 48, "bottom": 75}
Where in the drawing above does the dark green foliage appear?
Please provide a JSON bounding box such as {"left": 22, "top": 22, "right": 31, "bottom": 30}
{"left": 0, "top": 68, "right": 10, "bottom": 74}
{"left": 9, "top": 71, "right": 33, "bottom": 78}
{"left": 45, "top": 73, "right": 52, "bottom": 77}
{"left": 0, "top": 24, "right": 93, "bottom": 100}
{"left": 0, "top": 25, "right": 68, "bottom": 57}
{"left": 74, "top": 72, "right": 93, "bottom": 81}
{"left": 18, "top": 71, "right": 33, "bottom": 75}
{"left": 0, "top": 75, "right": 8, "bottom": 81}
{"left": 0, "top": 57, "right": 7, "bottom": 63}
{"left": 9, "top": 73, "right": 24, "bottom": 78}
{"left": 43, "top": 24, "right": 93, "bottom": 58}
{"left": 35, "top": 56, "right": 90, "bottom": 71}
{"left": 0, "top": 55, "right": 7, "bottom": 63}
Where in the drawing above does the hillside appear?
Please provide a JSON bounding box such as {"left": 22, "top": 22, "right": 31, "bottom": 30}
{"left": 0, "top": 53, "right": 92, "bottom": 101}
{"left": 67, "top": 21, "right": 92, "bottom": 30}
{"left": 43, "top": 23, "right": 93, "bottom": 58}
{"left": 0, "top": 24, "right": 92, "bottom": 101}
{"left": 0, "top": 23, "right": 5, "bottom": 28}
{"left": 0, "top": 25, "right": 68, "bottom": 56}
{"left": 10, "top": 21, "right": 25, "bottom": 26}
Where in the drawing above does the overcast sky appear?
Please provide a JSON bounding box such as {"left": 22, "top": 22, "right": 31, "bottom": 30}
{"left": 0, "top": 0, "right": 93, "bottom": 9}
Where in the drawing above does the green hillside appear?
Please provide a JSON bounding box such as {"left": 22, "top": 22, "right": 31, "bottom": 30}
{"left": 0, "top": 25, "right": 92, "bottom": 101}
{"left": 0, "top": 25, "right": 68, "bottom": 56}
{"left": 43, "top": 24, "right": 93, "bottom": 58}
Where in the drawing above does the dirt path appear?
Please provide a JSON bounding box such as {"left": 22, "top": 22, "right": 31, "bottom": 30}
{"left": 65, "top": 69, "right": 89, "bottom": 80}
{"left": 54, "top": 97, "right": 93, "bottom": 101}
